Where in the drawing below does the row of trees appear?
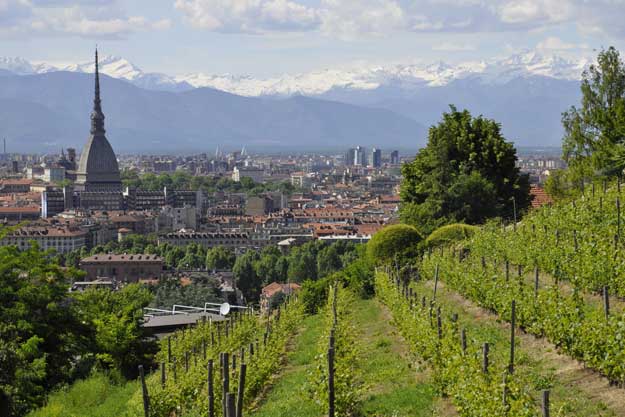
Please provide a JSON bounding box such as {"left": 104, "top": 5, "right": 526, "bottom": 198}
{"left": 121, "top": 170, "right": 296, "bottom": 196}
{"left": 61, "top": 234, "right": 360, "bottom": 304}
{"left": 60, "top": 235, "right": 236, "bottom": 271}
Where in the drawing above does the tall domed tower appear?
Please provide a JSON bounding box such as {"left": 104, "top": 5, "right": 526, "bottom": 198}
{"left": 75, "top": 49, "right": 121, "bottom": 192}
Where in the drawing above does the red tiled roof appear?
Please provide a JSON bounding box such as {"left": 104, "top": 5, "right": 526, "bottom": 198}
{"left": 261, "top": 282, "right": 301, "bottom": 298}
{"left": 530, "top": 185, "right": 554, "bottom": 208}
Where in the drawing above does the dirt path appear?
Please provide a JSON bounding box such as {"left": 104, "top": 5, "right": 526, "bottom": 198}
{"left": 423, "top": 279, "right": 625, "bottom": 416}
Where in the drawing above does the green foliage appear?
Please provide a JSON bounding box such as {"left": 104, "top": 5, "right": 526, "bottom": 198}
{"left": 233, "top": 250, "right": 262, "bottom": 301}
{"left": 73, "top": 285, "right": 157, "bottom": 379}
{"left": 125, "top": 297, "right": 305, "bottom": 417}
{"left": 0, "top": 243, "right": 155, "bottom": 416}
{"left": 308, "top": 286, "right": 362, "bottom": 416}
{"left": 0, "top": 244, "right": 86, "bottom": 417}
{"left": 425, "top": 223, "right": 479, "bottom": 248}
{"left": 422, "top": 182, "right": 625, "bottom": 385}
{"left": 121, "top": 170, "right": 294, "bottom": 195}
{"left": 150, "top": 277, "right": 221, "bottom": 308}
{"left": 27, "top": 372, "right": 139, "bottom": 417}
{"left": 544, "top": 170, "right": 579, "bottom": 201}
{"left": 366, "top": 224, "right": 421, "bottom": 265}
{"left": 376, "top": 271, "right": 536, "bottom": 416}
{"left": 400, "top": 106, "right": 531, "bottom": 235}
{"left": 205, "top": 246, "right": 236, "bottom": 271}
{"left": 299, "top": 277, "right": 331, "bottom": 315}
{"left": 562, "top": 47, "right": 625, "bottom": 183}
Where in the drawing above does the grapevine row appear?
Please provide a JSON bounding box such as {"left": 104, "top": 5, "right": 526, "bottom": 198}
{"left": 126, "top": 299, "right": 304, "bottom": 416}
{"left": 308, "top": 285, "right": 361, "bottom": 416}
{"left": 469, "top": 181, "right": 625, "bottom": 296}
{"left": 421, "top": 250, "right": 625, "bottom": 384}
{"left": 376, "top": 269, "right": 545, "bottom": 416}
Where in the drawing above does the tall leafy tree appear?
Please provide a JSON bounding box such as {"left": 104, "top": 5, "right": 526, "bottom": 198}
{"left": 0, "top": 245, "right": 87, "bottom": 417}
{"left": 233, "top": 250, "right": 261, "bottom": 301}
{"left": 73, "top": 284, "right": 157, "bottom": 379}
{"left": 401, "top": 106, "right": 530, "bottom": 235}
{"left": 205, "top": 246, "right": 236, "bottom": 271}
{"left": 562, "top": 47, "right": 625, "bottom": 182}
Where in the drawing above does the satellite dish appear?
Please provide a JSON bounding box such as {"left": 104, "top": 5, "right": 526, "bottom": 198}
{"left": 219, "top": 303, "right": 231, "bottom": 316}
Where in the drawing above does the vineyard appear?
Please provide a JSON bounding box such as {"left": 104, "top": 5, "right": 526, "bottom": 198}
{"left": 29, "top": 182, "right": 625, "bottom": 417}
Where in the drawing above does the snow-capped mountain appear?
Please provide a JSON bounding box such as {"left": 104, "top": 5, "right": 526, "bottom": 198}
{"left": 0, "top": 51, "right": 591, "bottom": 96}
{"left": 0, "top": 55, "right": 191, "bottom": 92}
{"left": 0, "top": 50, "right": 590, "bottom": 148}
{"left": 173, "top": 51, "right": 590, "bottom": 96}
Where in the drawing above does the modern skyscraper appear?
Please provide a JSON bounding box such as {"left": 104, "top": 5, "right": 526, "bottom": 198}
{"left": 345, "top": 148, "right": 355, "bottom": 166}
{"left": 75, "top": 49, "right": 121, "bottom": 193}
{"left": 390, "top": 150, "right": 400, "bottom": 165}
{"left": 354, "top": 146, "right": 367, "bottom": 166}
{"left": 370, "top": 148, "right": 382, "bottom": 168}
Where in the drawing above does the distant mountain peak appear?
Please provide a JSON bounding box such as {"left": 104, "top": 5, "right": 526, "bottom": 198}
{"left": 0, "top": 50, "right": 591, "bottom": 95}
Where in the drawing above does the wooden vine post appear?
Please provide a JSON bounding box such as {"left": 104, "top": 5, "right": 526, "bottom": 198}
{"left": 138, "top": 365, "right": 149, "bottom": 417}
{"left": 208, "top": 359, "right": 214, "bottom": 417}
{"left": 328, "top": 346, "right": 335, "bottom": 417}
{"left": 542, "top": 390, "right": 550, "bottom": 417}
{"left": 236, "top": 363, "right": 246, "bottom": 417}
{"left": 433, "top": 264, "right": 439, "bottom": 300}
{"left": 509, "top": 300, "right": 516, "bottom": 374}
{"left": 534, "top": 266, "right": 539, "bottom": 298}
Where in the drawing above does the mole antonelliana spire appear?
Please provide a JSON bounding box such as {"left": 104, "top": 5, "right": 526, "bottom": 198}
{"left": 75, "top": 48, "right": 121, "bottom": 194}
{"left": 90, "top": 47, "right": 105, "bottom": 135}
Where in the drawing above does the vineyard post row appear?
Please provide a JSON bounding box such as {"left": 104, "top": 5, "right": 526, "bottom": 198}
{"left": 130, "top": 295, "right": 304, "bottom": 417}
{"left": 378, "top": 264, "right": 552, "bottom": 416}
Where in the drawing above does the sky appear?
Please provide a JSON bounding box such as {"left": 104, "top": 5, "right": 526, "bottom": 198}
{"left": 0, "top": 0, "right": 624, "bottom": 77}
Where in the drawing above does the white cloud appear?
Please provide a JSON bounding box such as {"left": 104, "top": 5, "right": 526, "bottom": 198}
{"left": 173, "top": 0, "right": 625, "bottom": 41}
{"left": 432, "top": 41, "right": 476, "bottom": 51}
{"left": 174, "top": 0, "right": 320, "bottom": 32}
{"left": 536, "top": 36, "right": 577, "bottom": 50}
{"left": 0, "top": 0, "right": 171, "bottom": 39}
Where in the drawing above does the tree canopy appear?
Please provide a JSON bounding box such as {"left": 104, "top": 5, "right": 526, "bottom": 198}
{"left": 425, "top": 223, "right": 479, "bottom": 248}
{"left": 562, "top": 47, "right": 625, "bottom": 183}
{"left": 400, "top": 106, "right": 530, "bottom": 235}
{"left": 366, "top": 224, "right": 421, "bottom": 266}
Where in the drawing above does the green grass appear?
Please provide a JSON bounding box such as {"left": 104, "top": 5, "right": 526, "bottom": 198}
{"left": 27, "top": 373, "right": 139, "bottom": 417}
{"left": 249, "top": 313, "right": 325, "bottom": 417}
{"left": 252, "top": 298, "right": 442, "bottom": 417}
{"left": 353, "top": 298, "right": 438, "bottom": 417}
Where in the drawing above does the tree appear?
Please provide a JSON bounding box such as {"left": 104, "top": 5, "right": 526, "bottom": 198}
{"left": 401, "top": 106, "right": 530, "bottom": 235}
{"left": 366, "top": 224, "right": 421, "bottom": 266}
{"left": 287, "top": 247, "right": 318, "bottom": 283}
{"left": 73, "top": 284, "right": 156, "bottom": 379}
{"left": 0, "top": 245, "right": 87, "bottom": 417}
{"left": 562, "top": 47, "right": 625, "bottom": 182}
{"left": 253, "top": 246, "right": 282, "bottom": 285}
{"left": 425, "top": 223, "right": 479, "bottom": 248}
{"left": 205, "top": 246, "right": 236, "bottom": 271}
{"left": 317, "top": 244, "right": 342, "bottom": 278}
{"left": 233, "top": 251, "right": 261, "bottom": 302}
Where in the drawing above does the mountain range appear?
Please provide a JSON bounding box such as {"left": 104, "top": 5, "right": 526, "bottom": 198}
{"left": 0, "top": 51, "right": 589, "bottom": 153}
